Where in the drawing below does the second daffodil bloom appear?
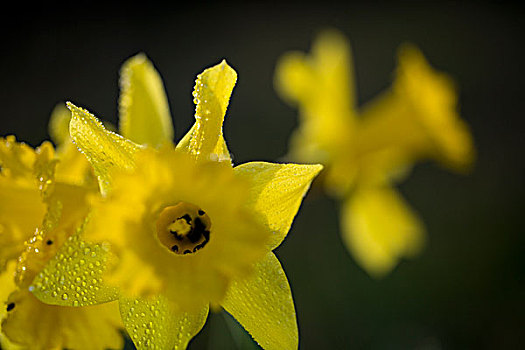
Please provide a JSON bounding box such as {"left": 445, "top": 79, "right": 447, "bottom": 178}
{"left": 0, "top": 107, "right": 123, "bottom": 349}
{"left": 275, "top": 30, "right": 474, "bottom": 278}
{"left": 31, "top": 55, "right": 322, "bottom": 349}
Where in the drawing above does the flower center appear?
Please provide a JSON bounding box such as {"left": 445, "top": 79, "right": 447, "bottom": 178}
{"left": 156, "top": 202, "right": 211, "bottom": 255}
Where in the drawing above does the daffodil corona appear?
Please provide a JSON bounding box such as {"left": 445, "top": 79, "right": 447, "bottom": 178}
{"left": 275, "top": 30, "right": 474, "bottom": 277}
{"left": 30, "top": 55, "right": 322, "bottom": 350}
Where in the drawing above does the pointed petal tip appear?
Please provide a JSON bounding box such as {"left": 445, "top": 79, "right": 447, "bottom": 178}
{"left": 213, "top": 59, "right": 236, "bottom": 76}
{"left": 66, "top": 102, "right": 88, "bottom": 117}
{"left": 124, "top": 52, "right": 150, "bottom": 67}
{"left": 312, "top": 163, "right": 324, "bottom": 173}
{"left": 291, "top": 162, "right": 324, "bottom": 177}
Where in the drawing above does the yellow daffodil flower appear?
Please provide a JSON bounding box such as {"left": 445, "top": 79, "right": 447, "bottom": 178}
{"left": 31, "top": 54, "right": 322, "bottom": 349}
{"left": 0, "top": 110, "right": 123, "bottom": 349}
{"left": 275, "top": 30, "right": 474, "bottom": 278}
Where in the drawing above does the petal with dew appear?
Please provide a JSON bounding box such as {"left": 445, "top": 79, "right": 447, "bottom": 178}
{"left": 119, "top": 295, "right": 208, "bottom": 350}
{"left": 0, "top": 136, "right": 35, "bottom": 180}
{"left": 234, "top": 161, "right": 323, "bottom": 250}
{"left": 68, "top": 102, "right": 140, "bottom": 195}
{"left": 222, "top": 252, "right": 298, "bottom": 350}
{"left": 31, "top": 217, "right": 119, "bottom": 307}
{"left": 176, "top": 60, "right": 236, "bottom": 164}
{"left": 119, "top": 53, "right": 174, "bottom": 147}
{"left": 341, "top": 185, "right": 425, "bottom": 278}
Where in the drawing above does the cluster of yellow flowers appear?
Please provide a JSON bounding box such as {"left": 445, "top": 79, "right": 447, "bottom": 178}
{"left": 0, "top": 30, "right": 473, "bottom": 349}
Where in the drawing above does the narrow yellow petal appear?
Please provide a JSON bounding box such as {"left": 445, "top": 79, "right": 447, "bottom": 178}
{"left": 48, "top": 103, "right": 72, "bottom": 147}
{"left": 234, "top": 162, "right": 323, "bottom": 250}
{"left": 276, "top": 29, "right": 355, "bottom": 111}
{"left": 341, "top": 186, "right": 425, "bottom": 278}
{"left": 119, "top": 295, "right": 208, "bottom": 350}
{"left": 119, "top": 53, "right": 174, "bottom": 147}
{"left": 222, "top": 252, "right": 298, "bottom": 350}
{"left": 275, "top": 30, "right": 357, "bottom": 165}
{"left": 176, "top": 60, "right": 236, "bottom": 163}
{"left": 31, "top": 218, "right": 120, "bottom": 307}
{"left": 67, "top": 102, "right": 140, "bottom": 195}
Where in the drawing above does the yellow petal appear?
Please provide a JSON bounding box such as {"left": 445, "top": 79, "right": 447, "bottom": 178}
{"left": 0, "top": 136, "right": 35, "bottom": 180}
{"left": 54, "top": 140, "right": 98, "bottom": 187}
{"left": 119, "top": 295, "right": 208, "bottom": 350}
{"left": 0, "top": 262, "right": 17, "bottom": 324}
{"left": 176, "top": 60, "right": 236, "bottom": 163}
{"left": 234, "top": 161, "right": 323, "bottom": 250}
{"left": 276, "top": 29, "right": 355, "bottom": 112}
{"left": 275, "top": 30, "right": 356, "bottom": 164}
{"left": 48, "top": 103, "right": 72, "bottom": 146}
{"left": 68, "top": 102, "right": 140, "bottom": 195}
{"left": 31, "top": 218, "right": 120, "bottom": 307}
{"left": 341, "top": 186, "right": 425, "bottom": 278}
{"left": 395, "top": 45, "right": 475, "bottom": 171}
{"left": 119, "top": 53, "right": 174, "bottom": 147}
{"left": 0, "top": 263, "right": 23, "bottom": 350}
{"left": 0, "top": 181, "right": 45, "bottom": 269}
{"left": 222, "top": 252, "right": 298, "bottom": 350}
{"left": 3, "top": 289, "right": 123, "bottom": 350}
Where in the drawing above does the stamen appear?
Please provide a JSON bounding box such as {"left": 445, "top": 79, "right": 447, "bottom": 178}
{"left": 156, "top": 202, "right": 211, "bottom": 255}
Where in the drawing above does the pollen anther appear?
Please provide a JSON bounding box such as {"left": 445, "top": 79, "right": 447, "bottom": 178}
{"left": 156, "top": 202, "right": 211, "bottom": 255}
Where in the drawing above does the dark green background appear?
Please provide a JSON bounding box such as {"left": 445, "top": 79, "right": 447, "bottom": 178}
{"left": 1, "top": 1, "right": 523, "bottom": 349}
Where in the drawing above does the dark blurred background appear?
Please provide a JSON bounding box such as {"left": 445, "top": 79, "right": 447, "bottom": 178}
{"left": 1, "top": 1, "right": 524, "bottom": 349}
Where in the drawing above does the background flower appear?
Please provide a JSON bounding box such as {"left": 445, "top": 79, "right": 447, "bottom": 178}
{"left": 1, "top": 2, "right": 523, "bottom": 348}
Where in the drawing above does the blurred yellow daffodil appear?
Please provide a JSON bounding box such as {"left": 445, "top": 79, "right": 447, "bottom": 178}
{"left": 31, "top": 54, "right": 322, "bottom": 349}
{"left": 275, "top": 30, "right": 474, "bottom": 278}
{"left": 0, "top": 112, "right": 123, "bottom": 349}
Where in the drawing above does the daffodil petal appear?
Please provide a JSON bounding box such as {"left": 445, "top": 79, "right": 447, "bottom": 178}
{"left": 176, "top": 60, "right": 236, "bottom": 163}
{"left": 68, "top": 102, "right": 140, "bottom": 195}
{"left": 275, "top": 30, "right": 357, "bottom": 164}
{"left": 3, "top": 289, "right": 123, "bottom": 350}
{"left": 222, "top": 252, "right": 298, "bottom": 350}
{"left": 48, "top": 103, "right": 72, "bottom": 146}
{"left": 395, "top": 45, "right": 475, "bottom": 171}
{"left": 176, "top": 123, "right": 231, "bottom": 165}
{"left": 0, "top": 263, "right": 24, "bottom": 350}
{"left": 234, "top": 161, "right": 323, "bottom": 250}
{"left": 0, "top": 181, "right": 45, "bottom": 269}
{"left": 119, "top": 295, "right": 208, "bottom": 350}
{"left": 0, "top": 262, "right": 17, "bottom": 324}
{"left": 31, "top": 218, "right": 119, "bottom": 306}
{"left": 275, "top": 30, "right": 355, "bottom": 110}
{"left": 0, "top": 136, "right": 35, "bottom": 179}
{"left": 341, "top": 186, "right": 425, "bottom": 278}
{"left": 119, "top": 53, "right": 174, "bottom": 147}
